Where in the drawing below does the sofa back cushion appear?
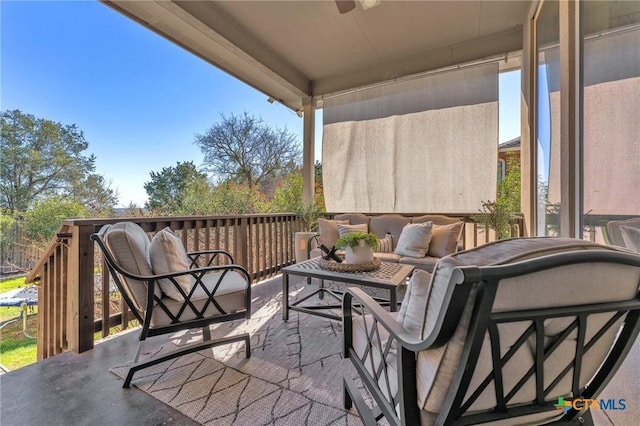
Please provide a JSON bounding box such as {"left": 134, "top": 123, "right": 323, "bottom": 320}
{"left": 334, "top": 213, "right": 370, "bottom": 226}
{"left": 369, "top": 214, "right": 411, "bottom": 249}
{"left": 102, "top": 222, "right": 159, "bottom": 313}
{"left": 412, "top": 215, "right": 461, "bottom": 226}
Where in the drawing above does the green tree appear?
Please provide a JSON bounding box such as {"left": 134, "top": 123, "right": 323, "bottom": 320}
{"left": 23, "top": 197, "right": 87, "bottom": 243}
{"left": 473, "top": 153, "right": 522, "bottom": 239}
{"left": 194, "top": 112, "right": 301, "bottom": 193}
{"left": 0, "top": 211, "right": 14, "bottom": 246}
{"left": 271, "top": 170, "right": 324, "bottom": 231}
{"left": 497, "top": 152, "right": 521, "bottom": 214}
{"left": 208, "top": 182, "right": 268, "bottom": 215}
{"left": 143, "top": 161, "right": 209, "bottom": 213}
{"left": 0, "top": 109, "right": 117, "bottom": 213}
{"left": 271, "top": 172, "right": 304, "bottom": 213}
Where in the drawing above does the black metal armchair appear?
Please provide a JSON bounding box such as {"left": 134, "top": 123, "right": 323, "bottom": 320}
{"left": 343, "top": 238, "right": 640, "bottom": 425}
{"left": 92, "top": 222, "right": 251, "bottom": 388}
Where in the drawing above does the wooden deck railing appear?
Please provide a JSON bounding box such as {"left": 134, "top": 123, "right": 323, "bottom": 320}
{"left": 26, "top": 213, "right": 301, "bottom": 360}
{"left": 25, "top": 212, "right": 525, "bottom": 361}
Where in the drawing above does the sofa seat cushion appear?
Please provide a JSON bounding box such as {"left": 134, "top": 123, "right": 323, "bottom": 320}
{"left": 397, "top": 256, "right": 439, "bottom": 272}
{"left": 374, "top": 252, "right": 401, "bottom": 263}
{"left": 150, "top": 271, "right": 248, "bottom": 327}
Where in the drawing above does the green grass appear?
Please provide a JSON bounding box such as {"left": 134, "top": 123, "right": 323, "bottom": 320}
{"left": 0, "top": 316, "right": 38, "bottom": 370}
{"left": 0, "top": 276, "right": 28, "bottom": 293}
{"left": 0, "top": 306, "right": 35, "bottom": 322}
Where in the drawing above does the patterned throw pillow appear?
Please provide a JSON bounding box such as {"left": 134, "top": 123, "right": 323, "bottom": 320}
{"left": 377, "top": 234, "right": 393, "bottom": 253}
{"left": 337, "top": 223, "right": 368, "bottom": 237}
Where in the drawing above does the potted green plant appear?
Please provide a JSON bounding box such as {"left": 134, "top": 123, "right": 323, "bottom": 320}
{"left": 294, "top": 201, "right": 323, "bottom": 262}
{"left": 335, "top": 232, "right": 379, "bottom": 264}
{"left": 472, "top": 200, "right": 514, "bottom": 240}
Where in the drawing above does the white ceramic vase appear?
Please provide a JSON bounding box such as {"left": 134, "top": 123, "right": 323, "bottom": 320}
{"left": 344, "top": 241, "right": 374, "bottom": 264}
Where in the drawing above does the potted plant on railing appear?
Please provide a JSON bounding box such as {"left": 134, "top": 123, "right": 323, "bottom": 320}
{"left": 472, "top": 199, "right": 515, "bottom": 240}
{"left": 294, "top": 201, "right": 323, "bottom": 262}
{"left": 335, "top": 232, "right": 379, "bottom": 264}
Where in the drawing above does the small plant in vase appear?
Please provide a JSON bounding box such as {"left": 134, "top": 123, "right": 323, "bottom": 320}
{"left": 335, "top": 232, "right": 379, "bottom": 264}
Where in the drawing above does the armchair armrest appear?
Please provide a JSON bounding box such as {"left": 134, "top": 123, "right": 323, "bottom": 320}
{"left": 343, "top": 287, "right": 424, "bottom": 354}
{"left": 306, "top": 234, "right": 320, "bottom": 259}
{"left": 186, "top": 249, "right": 234, "bottom": 267}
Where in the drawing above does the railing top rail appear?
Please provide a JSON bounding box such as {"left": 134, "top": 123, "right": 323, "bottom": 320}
{"left": 324, "top": 212, "right": 524, "bottom": 220}
{"left": 26, "top": 224, "right": 70, "bottom": 284}
{"left": 63, "top": 213, "right": 300, "bottom": 227}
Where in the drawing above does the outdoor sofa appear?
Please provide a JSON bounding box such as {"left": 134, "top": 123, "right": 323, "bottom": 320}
{"left": 308, "top": 213, "right": 464, "bottom": 273}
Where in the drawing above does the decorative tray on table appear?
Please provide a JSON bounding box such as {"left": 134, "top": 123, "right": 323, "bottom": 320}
{"left": 318, "top": 256, "right": 381, "bottom": 272}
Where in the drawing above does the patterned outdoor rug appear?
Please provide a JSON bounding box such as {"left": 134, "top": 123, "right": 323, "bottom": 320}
{"left": 110, "top": 280, "right": 385, "bottom": 425}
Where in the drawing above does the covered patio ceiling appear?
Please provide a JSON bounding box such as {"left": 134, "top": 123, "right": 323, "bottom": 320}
{"left": 103, "top": 0, "right": 531, "bottom": 112}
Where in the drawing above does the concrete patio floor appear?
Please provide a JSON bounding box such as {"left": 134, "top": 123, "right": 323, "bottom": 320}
{"left": 0, "top": 275, "right": 638, "bottom": 425}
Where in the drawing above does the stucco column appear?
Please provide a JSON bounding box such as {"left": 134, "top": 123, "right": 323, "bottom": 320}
{"left": 302, "top": 97, "right": 315, "bottom": 204}
{"left": 559, "top": 0, "right": 580, "bottom": 237}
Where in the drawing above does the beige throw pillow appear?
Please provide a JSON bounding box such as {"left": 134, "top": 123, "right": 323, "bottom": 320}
{"left": 149, "top": 227, "right": 191, "bottom": 301}
{"left": 318, "top": 219, "right": 349, "bottom": 247}
{"left": 397, "top": 270, "right": 432, "bottom": 337}
{"left": 337, "top": 223, "right": 368, "bottom": 237}
{"left": 395, "top": 222, "right": 433, "bottom": 258}
{"left": 428, "top": 222, "right": 464, "bottom": 257}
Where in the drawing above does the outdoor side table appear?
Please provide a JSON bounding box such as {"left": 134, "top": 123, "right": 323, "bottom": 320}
{"left": 281, "top": 258, "right": 414, "bottom": 321}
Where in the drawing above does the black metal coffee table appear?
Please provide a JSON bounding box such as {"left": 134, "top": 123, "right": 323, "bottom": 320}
{"left": 282, "top": 257, "right": 414, "bottom": 321}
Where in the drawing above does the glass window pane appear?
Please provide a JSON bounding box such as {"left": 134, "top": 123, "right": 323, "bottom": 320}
{"left": 581, "top": 1, "right": 640, "bottom": 249}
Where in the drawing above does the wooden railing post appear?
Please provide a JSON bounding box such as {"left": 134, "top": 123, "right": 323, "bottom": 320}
{"left": 237, "top": 216, "right": 249, "bottom": 270}
{"left": 66, "top": 223, "right": 95, "bottom": 353}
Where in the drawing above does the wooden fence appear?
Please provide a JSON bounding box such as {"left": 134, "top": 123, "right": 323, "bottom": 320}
{"left": 25, "top": 212, "right": 525, "bottom": 361}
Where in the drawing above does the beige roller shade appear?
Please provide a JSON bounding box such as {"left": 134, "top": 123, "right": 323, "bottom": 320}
{"left": 322, "top": 63, "right": 498, "bottom": 213}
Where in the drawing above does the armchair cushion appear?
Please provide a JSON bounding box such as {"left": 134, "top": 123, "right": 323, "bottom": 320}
{"left": 621, "top": 225, "right": 640, "bottom": 252}
{"left": 150, "top": 271, "right": 249, "bottom": 327}
{"left": 149, "top": 227, "right": 191, "bottom": 300}
{"left": 396, "top": 270, "right": 432, "bottom": 337}
{"left": 418, "top": 238, "right": 636, "bottom": 412}
{"left": 427, "top": 222, "right": 464, "bottom": 257}
{"left": 395, "top": 222, "right": 433, "bottom": 258}
{"left": 317, "top": 219, "right": 349, "bottom": 248}
{"left": 102, "top": 222, "right": 159, "bottom": 312}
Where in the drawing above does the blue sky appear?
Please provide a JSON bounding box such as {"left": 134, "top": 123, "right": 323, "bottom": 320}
{"left": 2, "top": 1, "right": 520, "bottom": 207}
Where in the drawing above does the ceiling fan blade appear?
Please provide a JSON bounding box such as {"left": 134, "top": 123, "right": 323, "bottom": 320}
{"left": 336, "top": 0, "right": 356, "bottom": 14}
